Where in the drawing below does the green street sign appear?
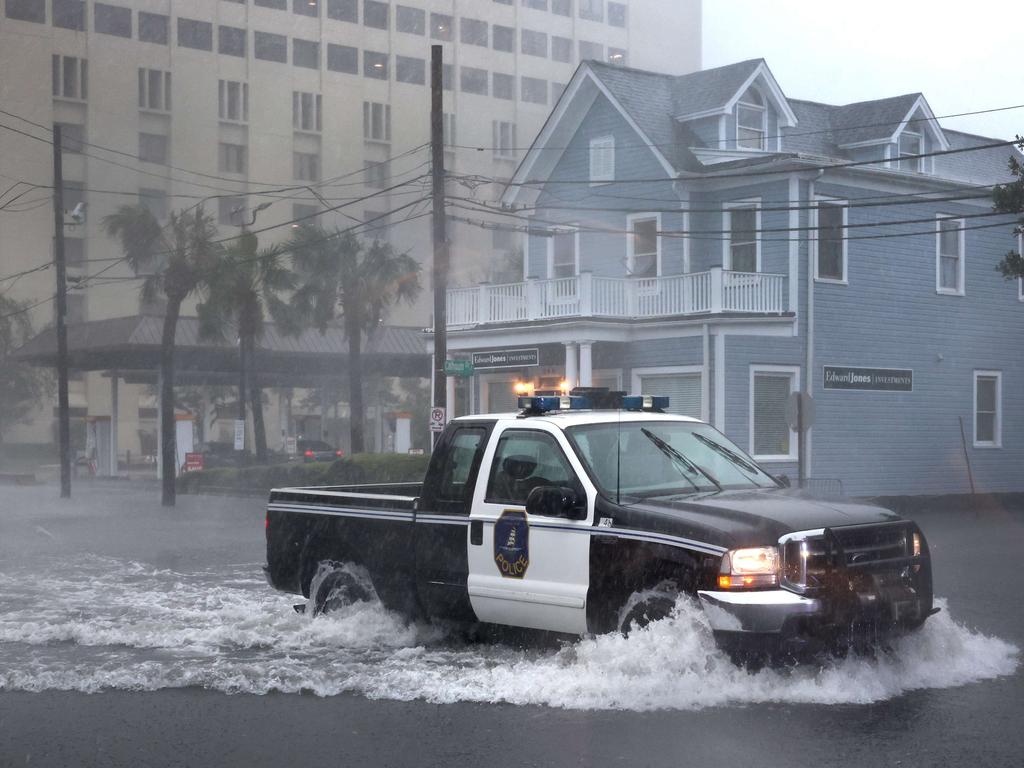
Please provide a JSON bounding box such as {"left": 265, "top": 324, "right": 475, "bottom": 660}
{"left": 444, "top": 359, "right": 474, "bottom": 377}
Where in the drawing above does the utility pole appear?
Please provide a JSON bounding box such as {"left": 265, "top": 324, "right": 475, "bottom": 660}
{"left": 430, "top": 44, "right": 448, "bottom": 446}
{"left": 52, "top": 124, "right": 71, "bottom": 498}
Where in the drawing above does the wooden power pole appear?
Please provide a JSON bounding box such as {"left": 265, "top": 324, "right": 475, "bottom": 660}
{"left": 52, "top": 124, "right": 71, "bottom": 498}
{"left": 430, "top": 44, "right": 448, "bottom": 441}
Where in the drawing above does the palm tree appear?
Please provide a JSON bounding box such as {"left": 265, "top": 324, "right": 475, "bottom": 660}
{"left": 289, "top": 226, "right": 421, "bottom": 453}
{"left": 196, "top": 230, "right": 298, "bottom": 463}
{"left": 103, "top": 205, "right": 220, "bottom": 506}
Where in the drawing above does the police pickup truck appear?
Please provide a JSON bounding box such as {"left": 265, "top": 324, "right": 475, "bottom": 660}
{"left": 264, "top": 391, "right": 935, "bottom": 659}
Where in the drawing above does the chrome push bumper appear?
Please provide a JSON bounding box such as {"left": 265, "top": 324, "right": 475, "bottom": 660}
{"left": 696, "top": 589, "right": 823, "bottom": 634}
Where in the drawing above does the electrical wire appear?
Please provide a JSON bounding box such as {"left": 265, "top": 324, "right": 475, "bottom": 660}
{"left": 448, "top": 101, "right": 1024, "bottom": 153}
{"left": 447, "top": 196, "right": 1018, "bottom": 238}
{"left": 0, "top": 107, "right": 430, "bottom": 191}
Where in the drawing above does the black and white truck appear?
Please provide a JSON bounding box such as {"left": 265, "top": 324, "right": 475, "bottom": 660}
{"left": 264, "top": 392, "right": 935, "bottom": 659}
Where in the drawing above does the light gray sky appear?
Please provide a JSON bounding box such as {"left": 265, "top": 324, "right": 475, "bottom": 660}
{"left": 702, "top": 0, "right": 1023, "bottom": 140}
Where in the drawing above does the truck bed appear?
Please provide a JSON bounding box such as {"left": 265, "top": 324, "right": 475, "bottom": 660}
{"left": 264, "top": 482, "right": 422, "bottom": 610}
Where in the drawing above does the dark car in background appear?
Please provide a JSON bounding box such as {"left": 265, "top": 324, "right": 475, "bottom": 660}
{"left": 196, "top": 441, "right": 250, "bottom": 469}
{"left": 297, "top": 440, "right": 344, "bottom": 463}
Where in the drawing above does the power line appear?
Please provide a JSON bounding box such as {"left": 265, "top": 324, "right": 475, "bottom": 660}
{"left": 0, "top": 107, "right": 431, "bottom": 191}
{"left": 0, "top": 116, "right": 431, "bottom": 201}
{"left": 447, "top": 188, "right": 997, "bottom": 216}
{"left": 447, "top": 201, "right": 1018, "bottom": 242}
{"left": 74, "top": 192, "right": 433, "bottom": 293}
{"left": 449, "top": 102, "right": 1024, "bottom": 153}
{"left": 494, "top": 138, "right": 1022, "bottom": 187}
{"left": 4, "top": 199, "right": 434, "bottom": 321}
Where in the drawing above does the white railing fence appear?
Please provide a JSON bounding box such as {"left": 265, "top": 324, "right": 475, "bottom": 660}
{"left": 446, "top": 268, "right": 787, "bottom": 326}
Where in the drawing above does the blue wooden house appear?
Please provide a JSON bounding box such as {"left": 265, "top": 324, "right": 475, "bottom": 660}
{"left": 439, "top": 58, "right": 1023, "bottom": 496}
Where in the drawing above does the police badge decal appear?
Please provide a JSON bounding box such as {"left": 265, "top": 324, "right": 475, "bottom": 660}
{"left": 493, "top": 510, "right": 529, "bottom": 579}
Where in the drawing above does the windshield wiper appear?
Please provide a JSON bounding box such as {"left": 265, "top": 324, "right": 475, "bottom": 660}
{"left": 640, "top": 428, "right": 723, "bottom": 493}
{"left": 691, "top": 432, "right": 762, "bottom": 478}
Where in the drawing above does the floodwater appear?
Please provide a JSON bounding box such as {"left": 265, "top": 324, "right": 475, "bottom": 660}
{"left": 0, "top": 485, "right": 1017, "bottom": 711}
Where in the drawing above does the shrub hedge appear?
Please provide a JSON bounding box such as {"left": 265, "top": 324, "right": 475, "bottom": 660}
{"left": 177, "top": 453, "right": 431, "bottom": 496}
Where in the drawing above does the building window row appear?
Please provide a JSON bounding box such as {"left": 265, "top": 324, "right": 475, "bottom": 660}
{"left": 11, "top": 2, "right": 629, "bottom": 66}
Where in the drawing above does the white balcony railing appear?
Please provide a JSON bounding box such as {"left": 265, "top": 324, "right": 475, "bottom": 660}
{"left": 446, "top": 268, "right": 788, "bottom": 327}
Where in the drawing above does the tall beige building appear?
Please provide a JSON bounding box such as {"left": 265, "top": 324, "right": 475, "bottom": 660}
{"left": 0, "top": 0, "right": 700, "bottom": 454}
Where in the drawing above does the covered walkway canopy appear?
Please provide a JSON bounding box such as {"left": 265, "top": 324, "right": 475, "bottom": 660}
{"left": 14, "top": 313, "right": 430, "bottom": 384}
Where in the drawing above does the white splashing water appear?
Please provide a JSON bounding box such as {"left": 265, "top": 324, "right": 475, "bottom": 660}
{"left": 0, "top": 555, "right": 1016, "bottom": 710}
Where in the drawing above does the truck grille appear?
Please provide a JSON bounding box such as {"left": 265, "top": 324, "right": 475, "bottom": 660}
{"left": 780, "top": 521, "right": 922, "bottom": 595}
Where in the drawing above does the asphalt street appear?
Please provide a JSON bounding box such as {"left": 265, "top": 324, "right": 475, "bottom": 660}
{"left": 0, "top": 482, "right": 1021, "bottom": 768}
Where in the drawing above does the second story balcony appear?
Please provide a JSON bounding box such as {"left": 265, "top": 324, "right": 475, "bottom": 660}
{"left": 446, "top": 268, "right": 789, "bottom": 328}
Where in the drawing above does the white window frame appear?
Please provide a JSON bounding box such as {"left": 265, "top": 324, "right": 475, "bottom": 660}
{"left": 546, "top": 226, "right": 580, "bottom": 279}
{"left": 749, "top": 364, "right": 800, "bottom": 462}
{"left": 735, "top": 99, "right": 766, "bottom": 151}
{"left": 625, "top": 212, "right": 662, "bottom": 278}
{"left": 631, "top": 365, "right": 704, "bottom": 419}
{"left": 723, "top": 200, "right": 761, "bottom": 272}
{"left": 813, "top": 197, "right": 848, "bottom": 284}
{"left": 973, "top": 370, "right": 1002, "bottom": 448}
{"left": 897, "top": 130, "right": 923, "bottom": 173}
{"left": 935, "top": 214, "right": 966, "bottom": 296}
{"left": 479, "top": 372, "right": 519, "bottom": 414}
{"left": 589, "top": 135, "right": 615, "bottom": 184}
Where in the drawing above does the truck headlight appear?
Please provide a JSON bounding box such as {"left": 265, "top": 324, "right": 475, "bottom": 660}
{"left": 718, "top": 546, "right": 779, "bottom": 590}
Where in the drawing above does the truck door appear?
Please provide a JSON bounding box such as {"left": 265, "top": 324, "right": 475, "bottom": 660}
{"left": 466, "top": 425, "right": 593, "bottom": 634}
{"left": 414, "top": 423, "right": 490, "bottom": 622}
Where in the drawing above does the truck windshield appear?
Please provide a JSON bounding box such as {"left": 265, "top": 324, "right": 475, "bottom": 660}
{"left": 565, "top": 421, "right": 779, "bottom": 499}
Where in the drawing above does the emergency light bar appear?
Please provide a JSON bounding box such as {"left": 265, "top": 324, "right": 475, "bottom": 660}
{"left": 517, "top": 395, "right": 590, "bottom": 412}
{"left": 517, "top": 390, "right": 669, "bottom": 415}
{"left": 621, "top": 395, "right": 670, "bottom": 411}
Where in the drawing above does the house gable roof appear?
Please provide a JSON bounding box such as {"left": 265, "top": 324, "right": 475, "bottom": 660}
{"left": 670, "top": 58, "right": 799, "bottom": 128}
{"left": 502, "top": 62, "right": 679, "bottom": 206}
{"left": 832, "top": 93, "right": 949, "bottom": 150}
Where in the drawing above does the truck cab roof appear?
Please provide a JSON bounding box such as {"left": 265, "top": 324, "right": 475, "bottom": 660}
{"left": 452, "top": 410, "right": 702, "bottom": 429}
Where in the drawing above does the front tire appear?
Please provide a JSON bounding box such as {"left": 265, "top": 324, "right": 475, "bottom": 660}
{"left": 618, "top": 592, "right": 676, "bottom": 635}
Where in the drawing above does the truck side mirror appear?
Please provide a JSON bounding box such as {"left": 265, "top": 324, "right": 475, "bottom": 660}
{"left": 526, "top": 486, "right": 586, "bottom": 520}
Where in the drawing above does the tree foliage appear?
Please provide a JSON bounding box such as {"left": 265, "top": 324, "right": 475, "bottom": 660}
{"left": 992, "top": 136, "right": 1024, "bottom": 281}
{"left": 288, "top": 225, "right": 422, "bottom": 453}
{"left": 0, "top": 296, "right": 53, "bottom": 444}
{"left": 103, "top": 204, "right": 221, "bottom": 505}
{"left": 197, "top": 230, "right": 298, "bottom": 460}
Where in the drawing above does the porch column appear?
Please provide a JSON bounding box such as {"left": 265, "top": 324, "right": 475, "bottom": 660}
{"left": 110, "top": 371, "right": 119, "bottom": 475}
{"left": 563, "top": 342, "right": 578, "bottom": 389}
{"left": 578, "top": 341, "right": 593, "bottom": 387}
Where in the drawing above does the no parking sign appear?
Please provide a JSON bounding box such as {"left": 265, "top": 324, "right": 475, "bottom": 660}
{"left": 429, "top": 407, "right": 447, "bottom": 433}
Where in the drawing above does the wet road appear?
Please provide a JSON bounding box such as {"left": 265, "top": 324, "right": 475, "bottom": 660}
{"left": 0, "top": 483, "right": 1021, "bottom": 768}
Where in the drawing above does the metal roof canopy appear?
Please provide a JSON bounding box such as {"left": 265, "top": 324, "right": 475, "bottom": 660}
{"left": 13, "top": 314, "right": 431, "bottom": 386}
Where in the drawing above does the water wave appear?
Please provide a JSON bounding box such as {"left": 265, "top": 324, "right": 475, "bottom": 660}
{"left": 0, "top": 555, "right": 1017, "bottom": 710}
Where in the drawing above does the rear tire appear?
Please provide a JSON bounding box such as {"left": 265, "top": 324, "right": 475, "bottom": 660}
{"left": 311, "top": 565, "right": 371, "bottom": 616}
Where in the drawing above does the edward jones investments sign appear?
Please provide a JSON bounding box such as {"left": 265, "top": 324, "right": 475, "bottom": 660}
{"left": 472, "top": 348, "right": 540, "bottom": 369}
{"left": 823, "top": 366, "right": 913, "bottom": 392}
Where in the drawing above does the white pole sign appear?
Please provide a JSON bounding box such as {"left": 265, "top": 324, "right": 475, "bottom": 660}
{"left": 429, "top": 407, "right": 447, "bottom": 433}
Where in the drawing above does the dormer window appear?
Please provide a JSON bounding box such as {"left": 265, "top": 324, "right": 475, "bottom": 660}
{"left": 898, "top": 131, "right": 923, "bottom": 172}
{"left": 736, "top": 90, "right": 765, "bottom": 150}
